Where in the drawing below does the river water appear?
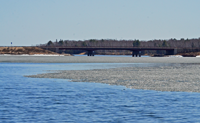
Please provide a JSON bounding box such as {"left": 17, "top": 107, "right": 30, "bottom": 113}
{"left": 1, "top": 63, "right": 200, "bottom": 122}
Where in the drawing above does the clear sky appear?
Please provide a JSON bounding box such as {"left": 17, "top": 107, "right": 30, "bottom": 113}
{"left": 1, "top": 0, "right": 200, "bottom": 46}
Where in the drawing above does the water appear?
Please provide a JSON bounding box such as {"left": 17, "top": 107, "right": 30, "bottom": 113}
{"left": 0, "top": 63, "right": 200, "bottom": 122}
{"left": 74, "top": 54, "right": 150, "bottom": 57}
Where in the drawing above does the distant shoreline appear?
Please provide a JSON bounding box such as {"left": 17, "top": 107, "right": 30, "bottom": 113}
{"left": 0, "top": 56, "right": 200, "bottom": 63}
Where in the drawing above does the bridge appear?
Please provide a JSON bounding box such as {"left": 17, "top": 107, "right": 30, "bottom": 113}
{"left": 40, "top": 46, "right": 178, "bottom": 57}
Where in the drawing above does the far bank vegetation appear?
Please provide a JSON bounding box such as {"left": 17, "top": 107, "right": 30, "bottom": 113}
{"left": 39, "top": 38, "right": 200, "bottom": 55}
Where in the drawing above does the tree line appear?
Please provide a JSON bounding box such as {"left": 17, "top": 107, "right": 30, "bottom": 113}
{"left": 40, "top": 38, "right": 200, "bottom": 55}
{"left": 43, "top": 38, "right": 200, "bottom": 48}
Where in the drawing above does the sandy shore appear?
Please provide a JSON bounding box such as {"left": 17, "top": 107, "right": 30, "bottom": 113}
{"left": 1, "top": 55, "right": 200, "bottom": 63}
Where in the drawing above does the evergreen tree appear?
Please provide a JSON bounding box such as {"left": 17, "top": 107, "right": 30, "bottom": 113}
{"left": 47, "top": 40, "right": 53, "bottom": 46}
{"left": 59, "top": 39, "right": 64, "bottom": 46}
{"left": 162, "top": 41, "right": 167, "bottom": 47}
{"left": 133, "top": 40, "right": 140, "bottom": 47}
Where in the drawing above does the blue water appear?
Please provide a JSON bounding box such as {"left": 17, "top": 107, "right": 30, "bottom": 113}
{"left": 0, "top": 63, "right": 200, "bottom": 123}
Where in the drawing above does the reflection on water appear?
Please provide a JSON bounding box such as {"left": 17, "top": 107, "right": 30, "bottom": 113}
{"left": 0, "top": 63, "right": 200, "bottom": 122}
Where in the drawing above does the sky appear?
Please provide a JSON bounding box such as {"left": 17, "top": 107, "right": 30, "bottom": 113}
{"left": 0, "top": 0, "right": 200, "bottom": 46}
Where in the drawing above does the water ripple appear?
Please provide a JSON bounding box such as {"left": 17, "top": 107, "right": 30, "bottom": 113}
{"left": 1, "top": 63, "right": 200, "bottom": 122}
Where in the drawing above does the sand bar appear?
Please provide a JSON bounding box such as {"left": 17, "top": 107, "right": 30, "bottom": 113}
{"left": 26, "top": 63, "right": 200, "bottom": 92}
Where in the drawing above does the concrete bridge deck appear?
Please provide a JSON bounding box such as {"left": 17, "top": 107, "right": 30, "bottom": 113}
{"left": 40, "top": 46, "right": 175, "bottom": 50}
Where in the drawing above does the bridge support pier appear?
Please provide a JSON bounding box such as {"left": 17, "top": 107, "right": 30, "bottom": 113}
{"left": 87, "top": 51, "right": 94, "bottom": 56}
{"left": 166, "top": 49, "right": 177, "bottom": 55}
{"left": 132, "top": 51, "right": 141, "bottom": 57}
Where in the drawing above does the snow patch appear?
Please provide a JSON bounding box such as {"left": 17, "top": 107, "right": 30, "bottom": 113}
{"left": 169, "top": 55, "right": 183, "bottom": 57}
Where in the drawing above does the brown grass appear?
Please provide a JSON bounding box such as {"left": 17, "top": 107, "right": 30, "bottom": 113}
{"left": 178, "top": 52, "right": 200, "bottom": 57}
{"left": 0, "top": 47, "right": 58, "bottom": 55}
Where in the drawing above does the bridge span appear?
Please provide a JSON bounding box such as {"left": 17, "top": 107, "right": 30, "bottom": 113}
{"left": 40, "top": 46, "right": 178, "bottom": 57}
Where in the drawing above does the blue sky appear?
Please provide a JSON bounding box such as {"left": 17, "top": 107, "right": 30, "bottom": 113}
{"left": 1, "top": 0, "right": 200, "bottom": 46}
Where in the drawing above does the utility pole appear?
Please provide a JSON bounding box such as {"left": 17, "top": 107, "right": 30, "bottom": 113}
{"left": 11, "top": 42, "right": 12, "bottom": 54}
